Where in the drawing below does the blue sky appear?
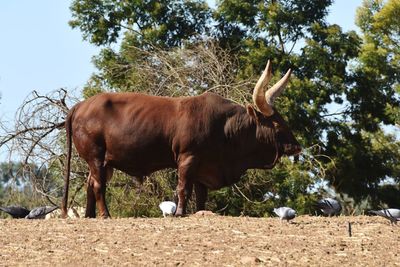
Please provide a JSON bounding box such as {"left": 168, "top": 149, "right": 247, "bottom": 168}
{"left": 0, "top": 0, "right": 362, "bottom": 123}
{"left": 0, "top": 1, "right": 99, "bottom": 121}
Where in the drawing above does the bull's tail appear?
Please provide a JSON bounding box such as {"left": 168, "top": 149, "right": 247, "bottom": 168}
{"left": 61, "top": 105, "right": 76, "bottom": 218}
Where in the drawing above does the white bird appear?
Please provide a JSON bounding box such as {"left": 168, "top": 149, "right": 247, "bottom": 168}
{"left": 159, "top": 201, "right": 176, "bottom": 217}
{"left": 315, "top": 198, "right": 342, "bottom": 216}
{"left": 369, "top": 209, "right": 400, "bottom": 225}
{"left": 273, "top": 207, "right": 296, "bottom": 222}
{"left": 25, "top": 206, "right": 59, "bottom": 219}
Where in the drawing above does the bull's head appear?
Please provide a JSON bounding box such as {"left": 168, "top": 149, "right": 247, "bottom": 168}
{"left": 247, "top": 61, "right": 301, "bottom": 164}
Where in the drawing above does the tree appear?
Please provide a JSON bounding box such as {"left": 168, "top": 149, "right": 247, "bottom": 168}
{"left": 0, "top": 161, "right": 58, "bottom": 215}
{"left": 0, "top": 90, "right": 73, "bottom": 208}
{"left": 67, "top": 0, "right": 400, "bottom": 213}
{"left": 324, "top": 0, "right": 400, "bottom": 206}
{"left": 355, "top": 0, "right": 400, "bottom": 128}
{"left": 69, "top": 0, "right": 212, "bottom": 47}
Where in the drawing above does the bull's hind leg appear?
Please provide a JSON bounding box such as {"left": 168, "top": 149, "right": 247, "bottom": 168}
{"left": 85, "top": 171, "right": 96, "bottom": 218}
{"left": 176, "top": 154, "right": 196, "bottom": 216}
{"left": 194, "top": 182, "right": 208, "bottom": 211}
{"left": 87, "top": 161, "right": 113, "bottom": 218}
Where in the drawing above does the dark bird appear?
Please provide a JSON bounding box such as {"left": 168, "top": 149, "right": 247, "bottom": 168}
{"left": 369, "top": 209, "right": 400, "bottom": 225}
{"left": 315, "top": 198, "right": 342, "bottom": 216}
{"left": 0, "top": 206, "right": 30, "bottom": 218}
{"left": 25, "top": 206, "right": 59, "bottom": 219}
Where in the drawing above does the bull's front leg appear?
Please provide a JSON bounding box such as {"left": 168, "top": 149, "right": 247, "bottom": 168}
{"left": 176, "top": 155, "right": 196, "bottom": 216}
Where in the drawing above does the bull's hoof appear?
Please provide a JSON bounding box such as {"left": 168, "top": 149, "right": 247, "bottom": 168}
{"left": 174, "top": 208, "right": 187, "bottom": 217}
{"left": 194, "top": 210, "right": 216, "bottom": 216}
{"left": 99, "top": 213, "right": 111, "bottom": 219}
{"left": 84, "top": 213, "right": 110, "bottom": 219}
{"left": 174, "top": 214, "right": 187, "bottom": 217}
{"left": 174, "top": 213, "right": 188, "bottom": 217}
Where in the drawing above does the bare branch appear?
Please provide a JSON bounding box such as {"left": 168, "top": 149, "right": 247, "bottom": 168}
{"left": 0, "top": 88, "right": 83, "bottom": 205}
{"left": 320, "top": 111, "right": 348, "bottom": 118}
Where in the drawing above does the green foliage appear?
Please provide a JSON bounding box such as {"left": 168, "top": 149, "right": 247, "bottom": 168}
{"left": 107, "top": 170, "right": 179, "bottom": 218}
{"left": 60, "top": 0, "right": 400, "bottom": 217}
{"left": 69, "top": 0, "right": 212, "bottom": 47}
{"left": 354, "top": 0, "right": 400, "bottom": 128}
{"left": 376, "top": 184, "right": 400, "bottom": 208}
{"left": 207, "top": 157, "right": 320, "bottom": 217}
{"left": 325, "top": 129, "right": 400, "bottom": 203}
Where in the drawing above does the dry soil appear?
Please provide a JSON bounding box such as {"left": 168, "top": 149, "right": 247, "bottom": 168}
{"left": 1, "top": 214, "right": 399, "bottom": 266}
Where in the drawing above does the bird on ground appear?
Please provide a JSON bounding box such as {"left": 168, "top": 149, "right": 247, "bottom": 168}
{"left": 25, "top": 206, "right": 59, "bottom": 219}
{"left": 0, "top": 206, "right": 30, "bottom": 218}
{"left": 368, "top": 209, "right": 400, "bottom": 225}
{"left": 273, "top": 207, "right": 296, "bottom": 222}
{"left": 159, "top": 201, "right": 176, "bottom": 217}
{"left": 315, "top": 198, "right": 342, "bottom": 216}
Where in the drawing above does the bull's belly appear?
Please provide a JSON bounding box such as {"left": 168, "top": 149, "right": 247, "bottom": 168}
{"left": 105, "top": 150, "right": 176, "bottom": 177}
{"left": 194, "top": 165, "right": 243, "bottom": 190}
{"left": 197, "top": 176, "right": 241, "bottom": 190}
{"left": 118, "top": 165, "right": 175, "bottom": 177}
{"left": 110, "top": 161, "right": 176, "bottom": 177}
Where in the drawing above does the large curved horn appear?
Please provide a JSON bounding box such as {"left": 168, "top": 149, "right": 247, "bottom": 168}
{"left": 252, "top": 60, "right": 274, "bottom": 116}
{"left": 264, "top": 68, "right": 292, "bottom": 109}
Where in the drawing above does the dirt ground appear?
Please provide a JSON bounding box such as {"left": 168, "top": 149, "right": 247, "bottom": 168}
{"left": 0, "top": 214, "right": 399, "bottom": 266}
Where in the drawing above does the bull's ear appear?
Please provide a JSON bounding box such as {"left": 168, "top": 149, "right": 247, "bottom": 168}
{"left": 246, "top": 105, "right": 259, "bottom": 123}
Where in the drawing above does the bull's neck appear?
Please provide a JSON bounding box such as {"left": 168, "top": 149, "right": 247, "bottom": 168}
{"left": 223, "top": 109, "right": 259, "bottom": 169}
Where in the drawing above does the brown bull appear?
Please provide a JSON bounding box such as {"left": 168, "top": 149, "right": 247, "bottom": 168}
{"left": 61, "top": 61, "right": 301, "bottom": 218}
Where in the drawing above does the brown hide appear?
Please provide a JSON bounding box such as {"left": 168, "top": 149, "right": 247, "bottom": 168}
{"left": 62, "top": 91, "right": 301, "bottom": 218}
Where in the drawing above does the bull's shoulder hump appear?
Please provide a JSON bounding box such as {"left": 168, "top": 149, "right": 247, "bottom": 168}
{"left": 200, "top": 92, "right": 230, "bottom": 101}
{"left": 186, "top": 92, "right": 238, "bottom": 107}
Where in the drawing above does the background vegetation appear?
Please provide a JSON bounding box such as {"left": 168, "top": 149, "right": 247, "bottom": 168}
{"left": 0, "top": 0, "right": 399, "bottom": 217}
